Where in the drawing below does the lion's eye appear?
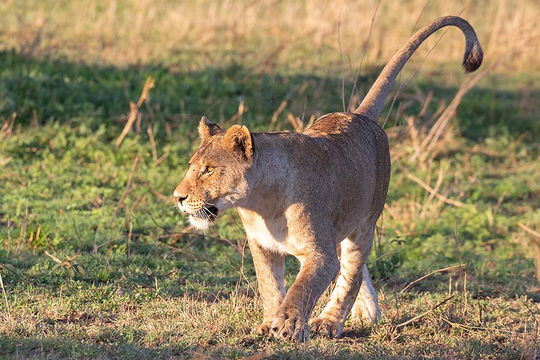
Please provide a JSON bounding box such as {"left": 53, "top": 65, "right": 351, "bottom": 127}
{"left": 201, "top": 166, "right": 215, "bottom": 175}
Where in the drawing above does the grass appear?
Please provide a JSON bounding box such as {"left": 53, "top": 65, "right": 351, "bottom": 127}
{"left": 1, "top": 1, "right": 539, "bottom": 359}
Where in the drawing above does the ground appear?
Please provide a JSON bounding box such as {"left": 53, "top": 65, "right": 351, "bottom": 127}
{"left": 0, "top": 1, "right": 539, "bottom": 359}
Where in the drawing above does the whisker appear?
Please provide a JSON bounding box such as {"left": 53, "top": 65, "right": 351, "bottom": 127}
{"left": 199, "top": 209, "right": 210, "bottom": 221}
{"left": 202, "top": 206, "right": 216, "bottom": 220}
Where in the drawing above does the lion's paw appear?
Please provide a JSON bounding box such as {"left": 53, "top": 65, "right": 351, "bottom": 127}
{"left": 268, "top": 309, "right": 309, "bottom": 342}
{"left": 254, "top": 321, "right": 271, "bottom": 336}
{"left": 309, "top": 316, "right": 344, "bottom": 338}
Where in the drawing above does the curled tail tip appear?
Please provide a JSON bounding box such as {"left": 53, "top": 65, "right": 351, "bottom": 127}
{"left": 463, "top": 43, "right": 483, "bottom": 73}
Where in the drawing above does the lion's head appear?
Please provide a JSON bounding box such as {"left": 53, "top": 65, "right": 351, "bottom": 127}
{"left": 173, "top": 117, "right": 254, "bottom": 230}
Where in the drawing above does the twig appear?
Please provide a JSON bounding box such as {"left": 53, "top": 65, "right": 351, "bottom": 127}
{"left": 519, "top": 222, "right": 540, "bottom": 280}
{"left": 44, "top": 250, "right": 64, "bottom": 264}
{"left": 115, "top": 76, "right": 155, "bottom": 148}
{"left": 130, "top": 230, "right": 238, "bottom": 251}
{"left": 225, "top": 100, "right": 247, "bottom": 125}
{"left": 410, "top": 0, "right": 430, "bottom": 35}
{"left": 400, "top": 264, "right": 465, "bottom": 293}
{"left": 72, "top": 219, "right": 83, "bottom": 243}
{"left": 126, "top": 219, "right": 133, "bottom": 259}
{"left": 118, "top": 156, "right": 141, "bottom": 208}
{"left": 0, "top": 112, "right": 16, "bottom": 140}
{"left": 347, "top": 0, "right": 381, "bottom": 111}
{"left": 396, "top": 294, "right": 454, "bottom": 328}
{"left": 154, "top": 240, "right": 204, "bottom": 262}
{"left": 241, "top": 349, "right": 274, "bottom": 360}
{"left": 236, "top": 237, "right": 257, "bottom": 297}
{"left": 154, "top": 151, "right": 170, "bottom": 167}
{"left": 518, "top": 223, "right": 540, "bottom": 240}
{"left": 440, "top": 316, "right": 530, "bottom": 335}
{"left": 418, "top": 70, "right": 487, "bottom": 161}
{"left": 337, "top": 10, "right": 345, "bottom": 112}
{"left": 405, "top": 173, "right": 466, "bottom": 208}
{"left": 269, "top": 100, "right": 288, "bottom": 131}
{"left": 93, "top": 236, "right": 123, "bottom": 253}
{"left": 0, "top": 272, "right": 10, "bottom": 313}
{"left": 147, "top": 125, "right": 158, "bottom": 162}
{"left": 146, "top": 187, "right": 172, "bottom": 203}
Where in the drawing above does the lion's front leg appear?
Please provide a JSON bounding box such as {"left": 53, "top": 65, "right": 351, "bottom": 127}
{"left": 247, "top": 237, "right": 286, "bottom": 335}
{"left": 268, "top": 249, "right": 340, "bottom": 342}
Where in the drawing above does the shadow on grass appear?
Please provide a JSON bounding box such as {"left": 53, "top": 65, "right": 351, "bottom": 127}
{"left": 1, "top": 50, "right": 538, "bottom": 140}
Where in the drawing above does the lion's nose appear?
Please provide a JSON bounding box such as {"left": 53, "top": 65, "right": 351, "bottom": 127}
{"left": 177, "top": 195, "right": 187, "bottom": 204}
{"left": 173, "top": 191, "right": 188, "bottom": 204}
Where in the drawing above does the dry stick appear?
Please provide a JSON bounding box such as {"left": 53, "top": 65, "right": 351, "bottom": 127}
{"left": 0, "top": 272, "right": 10, "bottom": 313}
{"left": 519, "top": 223, "right": 540, "bottom": 239}
{"left": 118, "top": 156, "right": 141, "bottom": 208}
{"left": 269, "top": 100, "right": 287, "bottom": 131}
{"left": 419, "top": 164, "right": 446, "bottom": 218}
{"left": 236, "top": 237, "right": 257, "bottom": 299}
{"left": 400, "top": 264, "right": 466, "bottom": 294}
{"left": 44, "top": 250, "right": 64, "bottom": 264}
{"left": 144, "top": 187, "right": 171, "bottom": 203}
{"left": 405, "top": 173, "right": 466, "bottom": 208}
{"left": 336, "top": 10, "right": 346, "bottom": 112}
{"left": 269, "top": 81, "right": 308, "bottom": 131}
{"left": 427, "top": 164, "right": 445, "bottom": 204}
{"left": 418, "top": 70, "right": 487, "bottom": 162}
{"left": 395, "top": 294, "right": 455, "bottom": 328}
{"left": 0, "top": 112, "right": 16, "bottom": 140}
{"left": 146, "top": 125, "right": 158, "bottom": 162}
{"left": 136, "top": 230, "right": 240, "bottom": 254}
{"left": 440, "top": 317, "right": 529, "bottom": 335}
{"left": 126, "top": 219, "right": 133, "bottom": 259}
{"left": 154, "top": 151, "right": 170, "bottom": 167}
{"left": 241, "top": 349, "right": 274, "bottom": 360}
{"left": 224, "top": 100, "right": 246, "bottom": 126}
{"left": 117, "top": 103, "right": 137, "bottom": 147}
{"left": 413, "top": 52, "right": 506, "bottom": 162}
{"left": 410, "top": 0, "right": 431, "bottom": 36}
{"left": 155, "top": 241, "right": 202, "bottom": 262}
{"left": 519, "top": 223, "right": 540, "bottom": 280}
{"left": 115, "top": 76, "right": 155, "bottom": 148}
{"left": 347, "top": 0, "right": 381, "bottom": 111}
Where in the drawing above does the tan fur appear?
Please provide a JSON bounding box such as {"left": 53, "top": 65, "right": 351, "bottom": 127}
{"left": 173, "top": 16, "right": 482, "bottom": 342}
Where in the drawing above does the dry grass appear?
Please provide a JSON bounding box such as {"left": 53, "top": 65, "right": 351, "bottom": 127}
{"left": 1, "top": 0, "right": 539, "bottom": 72}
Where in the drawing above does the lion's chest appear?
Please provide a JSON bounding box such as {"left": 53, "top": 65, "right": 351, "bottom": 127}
{"left": 238, "top": 209, "right": 290, "bottom": 255}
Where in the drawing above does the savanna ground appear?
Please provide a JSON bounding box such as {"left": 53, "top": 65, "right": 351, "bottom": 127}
{"left": 0, "top": 0, "right": 539, "bottom": 359}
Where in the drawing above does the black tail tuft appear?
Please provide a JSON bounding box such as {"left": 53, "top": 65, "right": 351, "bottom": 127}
{"left": 463, "top": 43, "right": 483, "bottom": 72}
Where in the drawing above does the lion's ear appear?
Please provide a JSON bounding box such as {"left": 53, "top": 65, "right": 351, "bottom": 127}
{"left": 223, "top": 125, "right": 253, "bottom": 161}
{"left": 198, "top": 116, "right": 222, "bottom": 141}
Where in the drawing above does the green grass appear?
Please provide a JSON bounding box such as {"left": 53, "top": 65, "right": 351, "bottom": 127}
{"left": 0, "top": 47, "right": 539, "bottom": 359}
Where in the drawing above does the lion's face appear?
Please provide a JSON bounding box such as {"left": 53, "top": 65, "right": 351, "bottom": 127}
{"left": 173, "top": 117, "right": 254, "bottom": 231}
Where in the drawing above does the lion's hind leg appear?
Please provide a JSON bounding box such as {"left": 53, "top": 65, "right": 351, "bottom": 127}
{"left": 309, "top": 229, "right": 373, "bottom": 338}
{"left": 351, "top": 264, "right": 381, "bottom": 323}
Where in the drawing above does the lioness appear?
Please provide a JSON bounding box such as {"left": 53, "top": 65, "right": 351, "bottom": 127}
{"left": 173, "top": 16, "right": 482, "bottom": 342}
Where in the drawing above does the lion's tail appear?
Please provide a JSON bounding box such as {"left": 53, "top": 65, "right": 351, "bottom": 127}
{"left": 354, "top": 16, "right": 483, "bottom": 120}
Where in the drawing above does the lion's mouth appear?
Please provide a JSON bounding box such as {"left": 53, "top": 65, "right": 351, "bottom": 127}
{"left": 192, "top": 206, "right": 219, "bottom": 220}
{"left": 188, "top": 206, "right": 219, "bottom": 231}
